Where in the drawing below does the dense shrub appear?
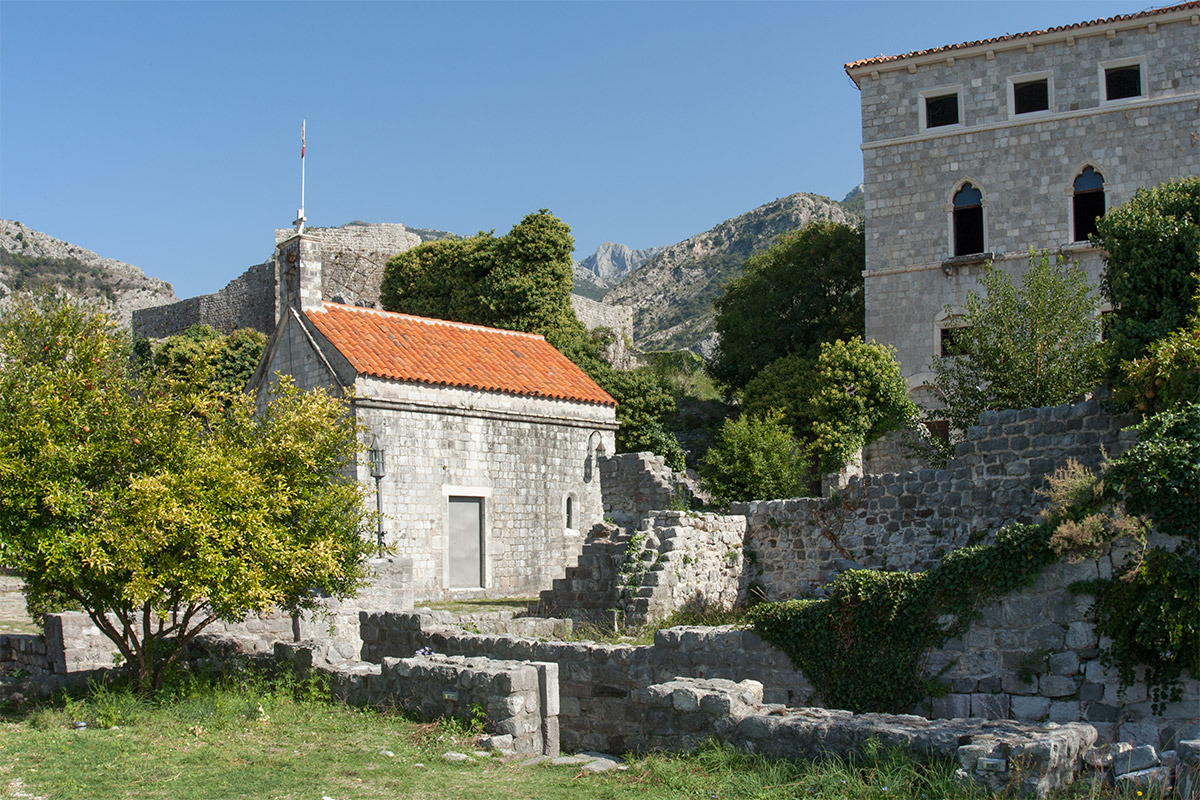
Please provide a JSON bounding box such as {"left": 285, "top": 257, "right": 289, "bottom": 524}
{"left": 699, "top": 411, "right": 809, "bottom": 505}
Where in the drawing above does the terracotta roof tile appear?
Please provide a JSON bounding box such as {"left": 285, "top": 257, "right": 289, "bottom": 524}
{"left": 845, "top": 2, "right": 1199, "bottom": 72}
{"left": 304, "top": 302, "right": 617, "bottom": 407}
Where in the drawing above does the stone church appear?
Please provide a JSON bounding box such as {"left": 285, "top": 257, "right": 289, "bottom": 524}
{"left": 845, "top": 1, "right": 1200, "bottom": 405}
{"left": 248, "top": 230, "right": 618, "bottom": 601}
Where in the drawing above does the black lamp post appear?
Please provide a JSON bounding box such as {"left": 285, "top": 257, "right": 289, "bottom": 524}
{"left": 369, "top": 435, "right": 386, "bottom": 557}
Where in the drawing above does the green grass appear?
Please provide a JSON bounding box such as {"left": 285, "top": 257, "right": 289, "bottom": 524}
{"left": 0, "top": 669, "right": 1141, "bottom": 800}
{"left": 417, "top": 597, "right": 536, "bottom": 615}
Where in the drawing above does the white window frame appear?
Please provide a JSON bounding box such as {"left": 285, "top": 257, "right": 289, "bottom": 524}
{"left": 1007, "top": 70, "right": 1054, "bottom": 118}
{"left": 1098, "top": 56, "right": 1148, "bottom": 105}
{"left": 919, "top": 85, "right": 964, "bottom": 132}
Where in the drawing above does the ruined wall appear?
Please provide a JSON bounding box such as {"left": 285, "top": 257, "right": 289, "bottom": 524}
{"left": 360, "top": 613, "right": 812, "bottom": 754}
{"left": 598, "top": 452, "right": 693, "bottom": 530}
{"left": 132, "top": 224, "right": 421, "bottom": 339}
{"left": 570, "top": 295, "right": 638, "bottom": 369}
{"left": 738, "top": 399, "right": 1138, "bottom": 597}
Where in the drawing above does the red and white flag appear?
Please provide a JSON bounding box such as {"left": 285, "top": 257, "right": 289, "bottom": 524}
{"left": 301, "top": 121, "right": 306, "bottom": 159}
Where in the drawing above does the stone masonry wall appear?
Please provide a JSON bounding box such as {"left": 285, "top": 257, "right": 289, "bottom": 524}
{"left": 133, "top": 260, "right": 277, "bottom": 339}
{"left": 360, "top": 612, "right": 812, "bottom": 754}
{"left": 923, "top": 535, "right": 1199, "bottom": 748}
{"left": 599, "top": 451, "right": 693, "bottom": 530}
{"left": 277, "top": 647, "right": 560, "bottom": 756}
{"left": 133, "top": 223, "right": 421, "bottom": 339}
{"left": 737, "top": 399, "right": 1137, "bottom": 597}
{"left": 854, "top": 11, "right": 1200, "bottom": 386}
{"left": 571, "top": 295, "right": 638, "bottom": 369}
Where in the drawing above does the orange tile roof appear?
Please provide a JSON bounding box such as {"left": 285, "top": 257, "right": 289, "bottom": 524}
{"left": 845, "top": 1, "right": 1200, "bottom": 72}
{"left": 304, "top": 302, "right": 617, "bottom": 407}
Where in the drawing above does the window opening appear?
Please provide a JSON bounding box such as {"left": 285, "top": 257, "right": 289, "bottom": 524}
{"left": 565, "top": 495, "right": 576, "bottom": 530}
{"left": 939, "top": 326, "right": 966, "bottom": 357}
{"left": 1013, "top": 79, "right": 1049, "bottom": 114}
{"left": 953, "top": 184, "right": 984, "bottom": 256}
{"left": 1105, "top": 65, "right": 1141, "bottom": 100}
{"left": 1073, "top": 167, "right": 1106, "bottom": 242}
{"left": 925, "top": 93, "right": 959, "bottom": 128}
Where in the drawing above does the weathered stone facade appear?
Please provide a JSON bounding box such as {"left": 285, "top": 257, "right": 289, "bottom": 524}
{"left": 846, "top": 5, "right": 1200, "bottom": 395}
{"left": 250, "top": 231, "right": 619, "bottom": 602}
{"left": 132, "top": 223, "right": 421, "bottom": 339}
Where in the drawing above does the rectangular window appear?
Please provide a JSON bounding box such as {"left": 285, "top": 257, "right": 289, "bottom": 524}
{"left": 1105, "top": 65, "right": 1142, "bottom": 100}
{"left": 1013, "top": 79, "right": 1049, "bottom": 114}
{"left": 940, "top": 327, "right": 965, "bottom": 357}
{"left": 925, "top": 93, "right": 959, "bottom": 128}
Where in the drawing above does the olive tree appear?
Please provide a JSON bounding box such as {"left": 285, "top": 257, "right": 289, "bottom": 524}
{"left": 0, "top": 293, "right": 373, "bottom": 691}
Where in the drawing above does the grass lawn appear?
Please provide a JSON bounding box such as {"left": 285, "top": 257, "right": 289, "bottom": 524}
{"left": 0, "top": 668, "right": 1125, "bottom": 800}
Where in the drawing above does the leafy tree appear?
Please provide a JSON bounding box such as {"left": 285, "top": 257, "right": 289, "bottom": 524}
{"left": 0, "top": 293, "right": 373, "bottom": 691}
{"left": 1117, "top": 289, "right": 1200, "bottom": 414}
{"left": 931, "top": 250, "right": 1106, "bottom": 436}
{"left": 144, "top": 324, "right": 268, "bottom": 393}
{"left": 382, "top": 209, "right": 687, "bottom": 467}
{"left": 381, "top": 209, "right": 583, "bottom": 343}
{"left": 711, "top": 221, "right": 864, "bottom": 392}
{"left": 1095, "top": 176, "right": 1200, "bottom": 376}
{"left": 699, "top": 410, "right": 810, "bottom": 506}
{"left": 744, "top": 338, "right": 918, "bottom": 475}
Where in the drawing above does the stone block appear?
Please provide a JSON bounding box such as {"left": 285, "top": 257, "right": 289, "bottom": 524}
{"left": 1114, "top": 766, "right": 1171, "bottom": 795}
{"left": 1037, "top": 675, "right": 1077, "bottom": 698}
{"left": 1113, "top": 744, "right": 1160, "bottom": 776}
{"left": 1048, "top": 651, "right": 1080, "bottom": 676}
{"left": 1047, "top": 700, "right": 1079, "bottom": 723}
{"left": 970, "top": 693, "right": 1009, "bottom": 720}
{"left": 930, "top": 694, "right": 972, "bottom": 719}
{"left": 1011, "top": 695, "right": 1051, "bottom": 721}
{"left": 1119, "top": 722, "right": 1161, "bottom": 748}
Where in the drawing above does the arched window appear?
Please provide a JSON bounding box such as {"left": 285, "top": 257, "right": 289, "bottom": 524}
{"left": 565, "top": 494, "right": 577, "bottom": 531}
{"left": 1073, "top": 167, "right": 1105, "bottom": 242}
{"left": 953, "top": 184, "right": 984, "bottom": 256}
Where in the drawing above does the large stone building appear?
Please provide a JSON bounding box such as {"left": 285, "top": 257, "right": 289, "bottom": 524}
{"left": 250, "top": 231, "right": 618, "bottom": 601}
{"left": 845, "top": 2, "right": 1200, "bottom": 405}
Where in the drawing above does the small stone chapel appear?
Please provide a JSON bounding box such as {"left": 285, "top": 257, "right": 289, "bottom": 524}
{"left": 248, "top": 228, "right": 619, "bottom": 602}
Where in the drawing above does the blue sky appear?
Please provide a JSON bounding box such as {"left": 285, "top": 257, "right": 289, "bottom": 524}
{"left": 1, "top": 0, "right": 1140, "bottom": 299}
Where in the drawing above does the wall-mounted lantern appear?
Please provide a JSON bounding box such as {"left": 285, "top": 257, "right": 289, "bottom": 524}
{"left": 369, "top": 435, "right": 386, "bottom": 556}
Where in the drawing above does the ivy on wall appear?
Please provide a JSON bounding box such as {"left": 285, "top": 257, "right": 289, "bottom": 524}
{"left": 747, "top": 524, "right": 1057, "bottom": 713}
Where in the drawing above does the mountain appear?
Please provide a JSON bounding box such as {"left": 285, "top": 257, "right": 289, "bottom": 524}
{"left": 574, "top": 241, "right": 666, "bottom": 288}
{"left": 603, "top": 192, "right": 862, "bottom": 354}
{"left": 0, "top": 220, "right": 177, "bottom": 328}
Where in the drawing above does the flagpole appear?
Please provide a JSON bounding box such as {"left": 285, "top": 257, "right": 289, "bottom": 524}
{"left": 295, "top": 120, "right": 307, "bottom": 234}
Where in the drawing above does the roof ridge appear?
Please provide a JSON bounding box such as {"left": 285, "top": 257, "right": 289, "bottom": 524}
{"left": 845, "top": 1, "right": 1200, "bottom": 72}
{"left": 313, "top": 301, "right": 547, "bottom": 341}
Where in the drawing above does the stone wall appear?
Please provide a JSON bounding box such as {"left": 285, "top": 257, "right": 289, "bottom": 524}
{"left": 537, "top": 513, "right": 747, "bottom": 628}
{"left": 923, "top": 536, "right": 1199, "bottom": 748}
{"left": 132, "top": 261, "right": 277, "bottom": 339}
{"left": 133, "top": 223, "right": 422, "bottom": 340}
{"left": 0, "top": 633, "right": 48, "bottom": 675}
{"left": 599, "top": 451, "right": 693, "bottom": 531}
{"left": 360, "top": 612, "right": 812, "bottom": 753}
{"left": 570, "top": 295, "right": 638, "bottom": 369}
{"left": 278, "top": 647, "right": 560, "bottom": 756}
{"left": 851, "top": 7, "right": 1200, "bottom": 388}
{"left": 737, "top": 399, "right": 1137, "bottom": 597}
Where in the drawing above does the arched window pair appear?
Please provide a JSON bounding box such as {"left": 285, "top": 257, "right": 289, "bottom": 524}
{"left": 950, "top": 168, "right": 1105, "bottom": 256}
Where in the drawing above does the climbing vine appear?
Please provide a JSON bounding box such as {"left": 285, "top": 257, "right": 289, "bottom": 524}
{"left": 748, "top": 523, "right": 1057, "bottom": 713}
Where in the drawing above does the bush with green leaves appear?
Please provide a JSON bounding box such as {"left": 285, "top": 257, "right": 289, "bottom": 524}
{"left": 931, "top": 250, "right": 1105, "bottom": 438}
{"left": 0, "top": 293, "right": 373, "bottom": 691}
{"left": 742, "top": 337, "right": 918, "bottom": 475}
{"left": 711, "top": 221, "right": 864, "bottom": 393}
{"left": 1095, "top": 176, "right": 1200, "bottom": 378}
{"left": 141, "top": 324, "right": 268, "bottom": 393}
{"left": 698, "top": 410, "right": 810, "bottom": 505}
{"left": 1105, "top": 402, "right": 1199, "bottom": 541}
{"left": 1117, "top": 289, "right": 1200, "bottom": 415}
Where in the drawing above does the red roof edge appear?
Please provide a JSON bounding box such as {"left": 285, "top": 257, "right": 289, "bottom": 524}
{"left": 845, "top": 2, "right": 1200, "bottom": 75}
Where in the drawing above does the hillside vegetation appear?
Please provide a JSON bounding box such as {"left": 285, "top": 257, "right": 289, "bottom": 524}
{"left": 603, "top": 193, "right": 861, "bottom": 353}
{"left": 0, "top": 220, "right": 177, "bottom": 327}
